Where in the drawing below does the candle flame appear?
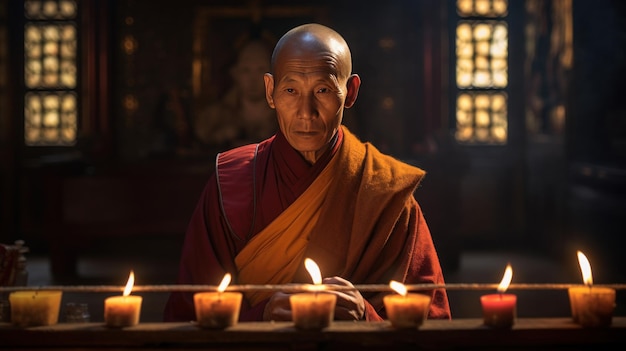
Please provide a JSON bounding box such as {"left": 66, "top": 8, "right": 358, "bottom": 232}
{"left": 496, "top": 264, "right": 513, "bottom": 293}
{"left": 304, "top": 258, "right": 322, "bottom": 285}
{"left": 217, "top": 273, "right": 231, "bottom": 293}
{"left": 123, "top": 270, "right": 135, "bottom": 296}
{"left": 389, "top": 280, "right": 407, "bottom": 296}
{"left": 577, "top": 250, "right": 593, "bottom": 286}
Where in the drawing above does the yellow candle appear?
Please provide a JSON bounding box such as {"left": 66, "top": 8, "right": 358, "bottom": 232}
{"left": 290, "top": 292, "right": 337, "bottom": 330}
{"left": 194, "top": 273, "right": 242, "bottom": 329}
{"left": 383, "top": 280, "right": 431, "bottom": 329}
{"left": 568, "top": 286, "right": 615, "bottom": 328}
{"left": 289, "top": 258, "right": 337, "bottom": 330}
{"left": 104, "top": 271, "right": 142, "bottom": 327}
{"left": 9, "top": 290, "right": 62, "bottom": 327}
{"left": 568, "top": 251, "right": 616, "bottom": 328}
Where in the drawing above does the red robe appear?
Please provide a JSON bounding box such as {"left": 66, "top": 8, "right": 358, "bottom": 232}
{"left": 164, "top": 127, "right": 451, "bottom": 321}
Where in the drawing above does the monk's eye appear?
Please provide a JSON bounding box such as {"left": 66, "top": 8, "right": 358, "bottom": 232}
{"left": 285, "top": 88, "right": 295, "bottom": 94}
{"left": 317, "top": 88, "right": 329, "bottom": 93}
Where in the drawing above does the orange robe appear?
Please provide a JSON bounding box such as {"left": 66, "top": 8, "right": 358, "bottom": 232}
{"left": 164, "top": 126, "right": 451, "bottom": 321}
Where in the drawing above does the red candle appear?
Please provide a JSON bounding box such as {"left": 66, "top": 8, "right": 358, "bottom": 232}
{"left": 481, "top": 264, "right": 516, "bottom": 329}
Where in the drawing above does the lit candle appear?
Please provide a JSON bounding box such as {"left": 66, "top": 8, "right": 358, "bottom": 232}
{"left": 193, "top": 273, "right": 242, "bottom": 329}
{"left": 9, "top": 290, "right": 62, "bottom": 327}
{"left": 383, "top": 280, "right": 432, "bottom": 329}
{"left": 480, "top": 264, "right": 516, "bottom": 329}
{"left": 568, "top": 251, "right": 616, "bottom": 328}
{"left": 104, "top": 271, "right": 142, "bottom": 327}
{"left": 289, "top": 258, "right": 337, "bottom": 330}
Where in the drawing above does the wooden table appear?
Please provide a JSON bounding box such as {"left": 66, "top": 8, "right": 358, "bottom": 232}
{"left": 1, "top": 318, "right": 625, "bottom": 350}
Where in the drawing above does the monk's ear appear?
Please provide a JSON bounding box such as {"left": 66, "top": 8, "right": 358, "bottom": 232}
{"left": 264, "top": 73, "right": 275, "bottom": 109}
{"left": 344, "top": 74, "right": 361, "bottom": 109}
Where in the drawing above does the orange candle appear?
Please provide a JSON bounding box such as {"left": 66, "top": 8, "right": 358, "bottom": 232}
{"left": 568, "top": 251, "right": 616, "bottom": 328}
{"left": 194, "top": 273, "right": 242, "bottom": 329}
{"left": 481, "top": 264, "right": 516, "bottom": 329}
{"left": 383, "top": 280, "right": 431, "bottom": 329}
{"left": 290, "top": 258, "right": 337, "bottom": 330}
{"left": 9, "top": 290, "right": 63, "bottom": 327}
{"left": 104, "top": 271, "right": 142, "bottom": 328}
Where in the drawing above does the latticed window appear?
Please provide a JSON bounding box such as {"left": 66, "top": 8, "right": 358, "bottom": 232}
{"left": 454, "top": 0, "right": 508, "bottom": 144}
{"left": 23, "top": 0, "right": 78, "bottom": 146}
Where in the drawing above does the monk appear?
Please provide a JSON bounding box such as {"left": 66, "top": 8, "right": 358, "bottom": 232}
{"left": 164, "top": 23, "right": 451, "bottom": 322}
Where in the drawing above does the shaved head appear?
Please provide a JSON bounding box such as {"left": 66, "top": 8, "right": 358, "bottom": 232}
{"left": 270, "top": 23, "right": 353, "bottom": 80}
{"left": 263, "top": 23, "right": 360, "bottom": 164}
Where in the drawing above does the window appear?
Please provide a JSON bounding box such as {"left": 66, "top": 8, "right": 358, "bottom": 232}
{"left": 454, "top": 0, "right": 508, "bottom": 144}
{"left": 23, "top": 0, "right": 78, "bottom": 146}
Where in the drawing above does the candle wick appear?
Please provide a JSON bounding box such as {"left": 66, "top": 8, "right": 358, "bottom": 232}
{"left": 499, "top": 293, "right": 503, "bottom": 300}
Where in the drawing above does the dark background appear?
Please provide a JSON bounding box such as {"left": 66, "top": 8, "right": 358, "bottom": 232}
{"left": 0, "top": 0, "right": 624, "bottom": 289}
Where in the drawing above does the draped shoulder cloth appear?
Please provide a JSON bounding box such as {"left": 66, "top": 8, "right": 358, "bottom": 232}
{"left": 216, "top": 126, "right": 449, "bottom": 318}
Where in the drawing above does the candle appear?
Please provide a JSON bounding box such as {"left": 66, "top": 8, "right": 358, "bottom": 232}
{"left": 104, "top": 271, "right": 142, "bottom": 327}
{"left": 568, "top": 251, "right": 616, "bottom": 328}
{"left": 383, "top": 280, "right": 431, "bottom": 329}
{"left": 9, "top": 290, "right": 62, "bottom": 327}
{"left": 289, "top": 258, "right": 337, "bottom": 330}
{"left": 194, "top": 273, "right": 242, "bottom": 329}
{"left": 480, "top": 264, "right": 516, "bottom": 329}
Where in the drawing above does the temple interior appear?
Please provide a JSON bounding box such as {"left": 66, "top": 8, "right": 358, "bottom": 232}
{"left": 1, "top": 0, "right": 625, "bottom": 331}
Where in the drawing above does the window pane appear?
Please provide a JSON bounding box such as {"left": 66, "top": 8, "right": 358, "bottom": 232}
{"left": 455, "top": 92, "right": 508, "bottom": 144}
{"left": 25, "top": 0, "right": 76, "bottom": 20}
{"left": 23, "top": 0, "right": 78, "bottom": 146}
{"left": 454, "top": 0, "right": 508, "bottom": 145}
{"left": 457, "top": 0, "right": 508, "bottom": 17}
{"left": 25, "top": 92, "right": 77, "bottom": 146}
{"left": 456, "top": 21, "right": 508, "bottom": 88}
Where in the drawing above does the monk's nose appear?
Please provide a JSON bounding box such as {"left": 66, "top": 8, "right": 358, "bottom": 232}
{"left": 298, "top": 94, "right": 317, "bottom": 120}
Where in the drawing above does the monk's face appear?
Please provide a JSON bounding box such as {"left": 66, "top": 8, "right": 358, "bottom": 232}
{"left": 264, "top": 36, "right": 360, "bottom": 164}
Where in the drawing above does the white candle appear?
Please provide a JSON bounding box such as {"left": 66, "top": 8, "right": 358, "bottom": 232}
{"left": 383, "top": 280, "right": 431, "bottom": 329}
{"left": 290, "top": 258, "right": 337, "bottom": 330}
{"left": 104, "top": 271, "right": 142, "bottom": 327}
{"left": 194, "top": 273, "right": 242, "bottom": 329}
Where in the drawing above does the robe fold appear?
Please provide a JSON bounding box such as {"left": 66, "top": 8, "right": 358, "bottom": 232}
{"left": 163, "top": 126, "right": 451, "bottom": 322}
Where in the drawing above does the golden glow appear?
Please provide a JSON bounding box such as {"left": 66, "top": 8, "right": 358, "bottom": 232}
{"left": 123, "top": 35, "right": 137, "bottom": 55}
{"left": 59, "top": 0, "right": 77, "bottom": 17}
{"left": 217, "top": 273, "right": 232, "bottom": 293}
{"left": 456, "top": 21, "right": 508, "bottom": 89}
{"left": 456, "top": 93, "right": 508, "bottom": 144}
{"left": 304, "top": 258, "right": 322, "bottom": 285}
{"left": 24, "top": 1, "right": 78, "bottom": 146}
{"left": 457, "top": 0, "right": 508, "bottom": 17}
{"left": 123, "top": 271, "right": 135, "bottom": 297}
{"left": 455, "top": 0, "right": 508, "bottom": 144}
{"left": 497, "top": 264, "right": 513, "bottom": 293}
{"left": 389, "top": 280, "right": 407, "bottom": 297}
{"left": 25, "top": 92, "right": 77, "bottom": 146}
{"left": 577, "top": 251, "right": 593, "bottom": 286}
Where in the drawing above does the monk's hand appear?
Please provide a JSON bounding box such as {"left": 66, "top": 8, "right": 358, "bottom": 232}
{"left": 323, "top": 276, "right": 365, "bottom": 321}
{"left": 263, "top": 291, "right": 292, "bottom": 321}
